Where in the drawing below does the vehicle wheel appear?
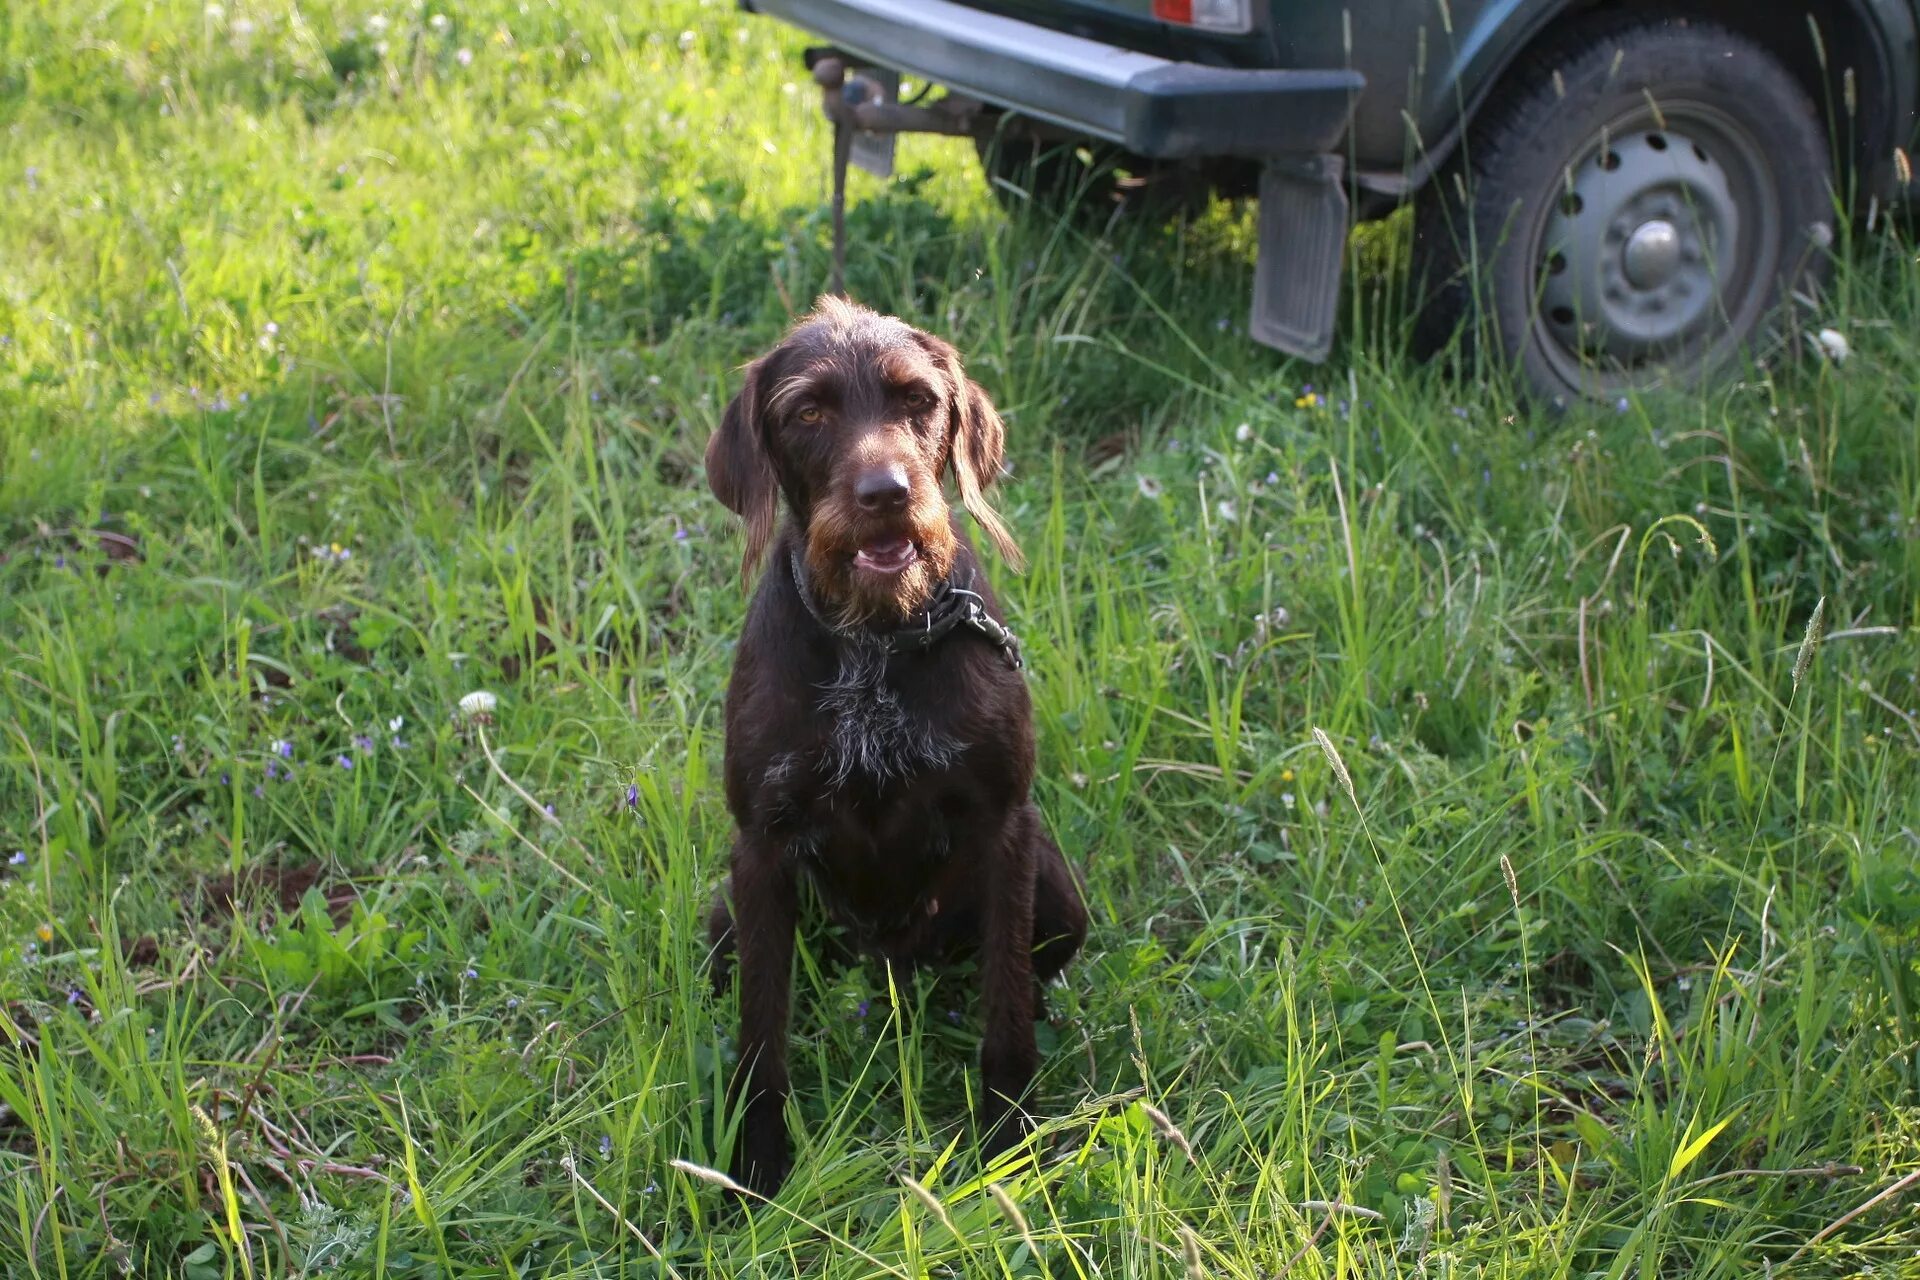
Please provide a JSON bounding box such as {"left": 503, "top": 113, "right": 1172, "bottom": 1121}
{"left": 975, "top": 129, "right": 1209, "bottom": 223}
{"left": 1411, "top": 19, "right": 1833, "bottom": 405}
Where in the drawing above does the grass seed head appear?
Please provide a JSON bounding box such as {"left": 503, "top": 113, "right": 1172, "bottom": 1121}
{"left": 1312, "top": 727, "right": 1355, "bottom": 806}
{"left": 988, "top": 1182, "right": 1033, "bottom": 1245}
{"left": 901, "top": 1175, "right": 961, "bottom": 1237}
{"left": 1178, "top": 1224, "right": 1207, "bottom": 1278}
{"left": 1792, "top": 597, "right": 1826, "bottom": 691}
{"left": 669, "top": 1157, "right": 745, "bottom": 1194}
{"left": 1140, "top": 1101, "right": 1197, "bottom": 1165}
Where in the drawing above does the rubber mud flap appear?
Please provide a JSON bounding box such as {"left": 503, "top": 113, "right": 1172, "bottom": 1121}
{"left": 1249, "top": 156, "right": 1348, "bottom": 362}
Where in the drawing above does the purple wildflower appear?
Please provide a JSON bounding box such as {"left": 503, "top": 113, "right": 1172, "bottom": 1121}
{"left": 219, "top": 772, "right": 230, "bottom": 786}
{"left": 855, "top": 1000, "right": 870, "bottom": 1020}
{"left": 599, "top": 1134, "right": 613, "bottom": 1158}
{"left": 390, "top": 735, "right": 408, "bottom": 750}
{"left": 67, "top": 988, "right": 81, "bottom": 1005}
{"left": 625, "top": 785, "right": 639, "bottom": 808}
{"left": 252, "top": 785, "right": 265, "bottom": 799}
{"left": 9, "top": 850, "right": 26, "bottom": 866}
{"left": 464, "top": 966, "right": 478, "bottom": 979}
{"left": 272, "top": 739, "right": 294, "bottom": 759}
{"left": 336, "top": 754, "right": 354, "bottom": 770}
{"left": 1615, "top": 396, "right": 1631, "bottom": 413}
{"left": 947, "top": 1009, "right": 962, "bottom": 1025}
{"left": 353, "top": 734, "right": 375, "bottom": 754}
{"left": 265, "top": 762, "right": 279, "bottom": 781}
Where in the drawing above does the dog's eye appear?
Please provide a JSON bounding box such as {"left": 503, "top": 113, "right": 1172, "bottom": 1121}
{"left": 796, "top": 404, "right": 822, "bottom": 424}
{"left": 903, "top": 390, "right": 931, "bottom": 411}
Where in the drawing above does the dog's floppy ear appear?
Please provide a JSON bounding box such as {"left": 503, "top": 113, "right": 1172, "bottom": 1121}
{"left": 706, "top": 358, "right": 778, "bottom": 578}
{"left": 916, "top": 332, "right": 1022, "bottom": 569}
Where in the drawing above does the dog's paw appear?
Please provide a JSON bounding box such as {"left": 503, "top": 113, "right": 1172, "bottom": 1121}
{"left": 729, "top": 1133, "right": 793, "bottom": 1200}
{"left": 979, "top": 1106, "right": 1033, "bottom": 1168}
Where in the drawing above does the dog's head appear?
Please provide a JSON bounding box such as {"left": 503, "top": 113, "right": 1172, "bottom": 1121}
{"left": 705, "top": 297, "right": 1019, "bottom": 626}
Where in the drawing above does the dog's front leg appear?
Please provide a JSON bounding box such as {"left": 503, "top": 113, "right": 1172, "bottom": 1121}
{"left": 725, "top": 838, "right": 797, "bottom": 1195}
{"left": 978, "top": 811, "right": 1039, "bottom": 1162}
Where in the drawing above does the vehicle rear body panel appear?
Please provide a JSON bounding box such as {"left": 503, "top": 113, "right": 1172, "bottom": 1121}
{"left": 748, "top": 0, "right": 1363, "bottom": 158}
{"left": 953, "top": 1, "right": 1920, "bottom": 190}
{"left": 956, "top": 0, "right": 1555, "bottom": 179}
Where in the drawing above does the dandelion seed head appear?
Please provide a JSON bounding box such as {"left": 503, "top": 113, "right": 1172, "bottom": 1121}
{"left": 458, "top": 690, "right": 499, "bottom": 720}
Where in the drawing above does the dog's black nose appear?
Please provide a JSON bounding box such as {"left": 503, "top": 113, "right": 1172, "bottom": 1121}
{"left": 854, "top": 465, "right": 911, "bottom": 512}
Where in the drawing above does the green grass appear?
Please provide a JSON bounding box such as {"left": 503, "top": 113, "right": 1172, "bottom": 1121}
{"left": 2, "top": 1, "right": 1918, "bottom": 1276}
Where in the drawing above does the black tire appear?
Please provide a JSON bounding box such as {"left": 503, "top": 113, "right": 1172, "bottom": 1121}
{"left": 1411, "top": 18, "right": 1834, "bottom": 405}
{"left": 974, "top": 128, "right": 1211, "bottom": 223}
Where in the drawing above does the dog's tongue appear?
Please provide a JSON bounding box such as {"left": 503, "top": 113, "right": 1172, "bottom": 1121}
{"left": 854, "top": 537, "right": 917, "bottom": 573}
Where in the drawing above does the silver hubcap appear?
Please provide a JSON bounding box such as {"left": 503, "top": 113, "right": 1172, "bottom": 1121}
{"left": 1622, "top": 218, "right": 1681, "bottom": 288}
{"left": 1539, "top": 128, "right": 1742, "bottom": 367}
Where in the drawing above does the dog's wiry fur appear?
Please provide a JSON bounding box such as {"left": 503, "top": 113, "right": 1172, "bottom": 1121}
{"left": 703, "top": 298, "right": 1087, "bottom": 1195}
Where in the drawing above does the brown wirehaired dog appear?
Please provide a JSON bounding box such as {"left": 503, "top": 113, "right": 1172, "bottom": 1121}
{"left": 704, "top": 297, "right": 1088, "bottom": 1195}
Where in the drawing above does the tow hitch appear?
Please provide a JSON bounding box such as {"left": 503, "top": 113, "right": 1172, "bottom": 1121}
{"left": 807, "top": 53, "right": 986, "bottom": 295}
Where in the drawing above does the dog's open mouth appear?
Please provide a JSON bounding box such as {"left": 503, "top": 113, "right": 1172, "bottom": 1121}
{"left": 853, "top": 537, "right": 919, "bottom": 575}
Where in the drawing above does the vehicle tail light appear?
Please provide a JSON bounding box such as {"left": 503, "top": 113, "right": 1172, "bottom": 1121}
{"left": 1151, "top": 0, "right": 1252, "bottom": 34}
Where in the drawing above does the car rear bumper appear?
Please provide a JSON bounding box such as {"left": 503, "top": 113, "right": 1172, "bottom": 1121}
{"left": 742, "top": 0, "right": 1363, "bottom": 159}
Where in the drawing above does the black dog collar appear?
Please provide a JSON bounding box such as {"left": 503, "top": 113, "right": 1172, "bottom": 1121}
{"left": 787, "top": 548, "right": 1024, "bottom": 671}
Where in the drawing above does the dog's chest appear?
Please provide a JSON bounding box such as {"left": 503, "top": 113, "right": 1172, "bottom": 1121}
{"left": 808, "top": 645, "right": 961, "bottom": 789}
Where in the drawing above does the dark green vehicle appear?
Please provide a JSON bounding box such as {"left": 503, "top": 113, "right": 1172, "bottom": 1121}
{"left": 745, "top": 0, "right": 1918, "bottom": 403}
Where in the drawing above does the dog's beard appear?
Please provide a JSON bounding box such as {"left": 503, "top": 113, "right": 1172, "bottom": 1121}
{"left": 804, "top": 495, "right": 957, "bottom": 629}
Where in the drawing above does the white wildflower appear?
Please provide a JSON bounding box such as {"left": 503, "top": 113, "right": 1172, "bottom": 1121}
{"left": 458, "top": 690, "right": 499, "bottom": 720}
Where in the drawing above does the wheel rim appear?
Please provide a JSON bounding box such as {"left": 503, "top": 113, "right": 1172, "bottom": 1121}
{"left": 1530, "top": 105, "right": 1781, "bottom": 394}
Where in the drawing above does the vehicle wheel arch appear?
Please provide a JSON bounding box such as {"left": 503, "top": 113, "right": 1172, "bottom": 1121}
{"left": 1393, "top": 0, "right": 1914, "bottom": 205}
